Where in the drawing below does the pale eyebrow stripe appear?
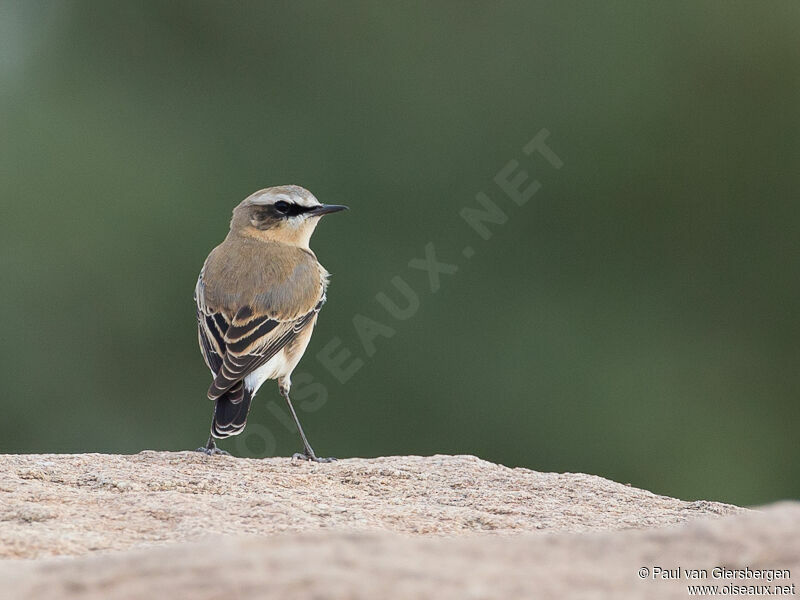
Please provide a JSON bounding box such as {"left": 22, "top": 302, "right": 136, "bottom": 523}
{"left": 293, "top": 196, "right": 321, "bottom": 207}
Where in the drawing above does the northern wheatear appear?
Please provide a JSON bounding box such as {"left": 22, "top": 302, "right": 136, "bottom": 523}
{"left": 194, "top": 185, "right": 347, "bottom": 461}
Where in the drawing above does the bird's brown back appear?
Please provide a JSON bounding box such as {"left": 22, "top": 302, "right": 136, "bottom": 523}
{"left": 200, "top": 237, "right": 325, "bottom": 321}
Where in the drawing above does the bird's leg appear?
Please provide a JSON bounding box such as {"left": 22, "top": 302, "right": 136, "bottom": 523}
{"left": 195, "top": 434, "right": 231, "bottom": 456}
{"left": 280, "top": 385, "right": 336, "bottom": 463}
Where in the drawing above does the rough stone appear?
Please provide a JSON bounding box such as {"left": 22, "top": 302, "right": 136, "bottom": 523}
{"left": 2, "top": 452, "right": 794, "bottom": 599}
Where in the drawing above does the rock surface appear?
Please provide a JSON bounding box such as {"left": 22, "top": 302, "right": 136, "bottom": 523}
{"left": 0, "top": 451, "right": 739, "bottom": 558}
{"left": 1, "top": 452, "right": 796, "bottom": 599}
{"left": 2, "top": 504, "right": 798, "bottom": 600}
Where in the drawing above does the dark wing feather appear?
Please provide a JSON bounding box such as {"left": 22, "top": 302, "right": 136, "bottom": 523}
{"left": 197, "top": 306, "right": 226, "bottom": 374}
{"left": 207, "top": 303, "right": 321, "bottom": 401}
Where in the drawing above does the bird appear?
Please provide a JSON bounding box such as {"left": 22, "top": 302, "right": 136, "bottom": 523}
{"left": 193, "top": 185, "right": 348, "bottom": 461}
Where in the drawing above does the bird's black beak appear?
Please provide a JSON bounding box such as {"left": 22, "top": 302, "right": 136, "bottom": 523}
{"left": 309, "top": 204, "right": 349, "bottom": 216}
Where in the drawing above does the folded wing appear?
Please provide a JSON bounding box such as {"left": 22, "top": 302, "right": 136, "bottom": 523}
{"left": 195, "top": 271, "right": 324, "bottom": 403}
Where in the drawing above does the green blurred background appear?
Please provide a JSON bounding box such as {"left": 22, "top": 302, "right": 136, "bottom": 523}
{"left": 1, "top": 1, "right": 798, "bottom": 506}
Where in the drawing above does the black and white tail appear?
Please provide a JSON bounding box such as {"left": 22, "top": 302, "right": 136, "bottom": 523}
{"left": 211, "top": 381, "right": 253, "bottom": 438}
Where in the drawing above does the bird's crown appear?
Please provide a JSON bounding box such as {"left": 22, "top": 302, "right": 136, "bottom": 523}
{"left": 242, "top": 185, "right": 321, "bottom": 210}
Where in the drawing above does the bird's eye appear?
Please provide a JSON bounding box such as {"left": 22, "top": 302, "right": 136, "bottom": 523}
{"left": 274, "top": 201, "right": 290, "bottom": 213}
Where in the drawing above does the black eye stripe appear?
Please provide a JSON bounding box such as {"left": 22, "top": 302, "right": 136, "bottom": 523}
{"left": 252, "top": 202, "right": 314, "bottom": 222}
{"left": 273, "top": 202, "right": 311, "bottom": 217}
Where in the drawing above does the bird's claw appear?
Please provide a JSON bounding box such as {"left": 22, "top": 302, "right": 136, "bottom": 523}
{"left": 195, "top": 446, "right": 231, "bottom": 456}
{"left": 292, "top": 452, "right": 337, "bottom": 463}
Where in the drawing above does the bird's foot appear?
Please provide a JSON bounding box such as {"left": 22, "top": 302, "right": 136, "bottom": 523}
{"left": 196, "top": 447, "right": 231, "bottom": 456}
{"left": 292, "top": 452, "right": 337, "bottom": 463}
{"left": 195, "top": 441, "right": 231, "bottom": 456}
